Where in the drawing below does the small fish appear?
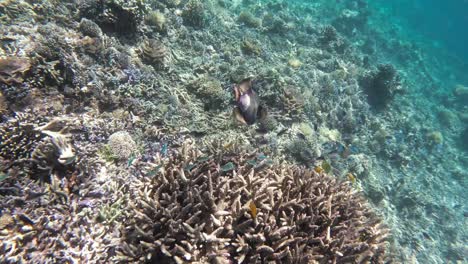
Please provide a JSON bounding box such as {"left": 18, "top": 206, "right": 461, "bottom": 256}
{"left": 160, "top": 142, "right": 168, "bottom": 156}
{"left": 347, "top": 172, "right": 356, "bottom": 184}
{"left": 277, "top": 128, "right": 288, "bottom": 136}
{"left": 314, "top": 166, "right": 324, "bottom": 174}
{"left": 321, "top": 161, "right": 332, "bottom": 173}
{"left": 249, "top": 201, "right": 257, "bottom": 218}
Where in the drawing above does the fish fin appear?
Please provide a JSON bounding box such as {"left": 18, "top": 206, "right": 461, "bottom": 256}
{"left": 238, "top": 77, "right": 253, "bottom": 94}
{"left": 257, "top": 105, "right": 268, "bottom": 121}
{"left": 234, "top": 85, "right": 240, "bottom": 101}
{"left": 233, "top": 107, "right": 247, "bottom": 125}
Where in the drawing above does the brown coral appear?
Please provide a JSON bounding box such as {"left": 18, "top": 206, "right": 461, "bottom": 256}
{"left": 140, "top": 39, "right": 168, "bottom": 65}
{"left": 0, "top": 57, "right": 31, "bottom": 85}
{"left": 117, "top": 143, "right": 388, "bottom": 263}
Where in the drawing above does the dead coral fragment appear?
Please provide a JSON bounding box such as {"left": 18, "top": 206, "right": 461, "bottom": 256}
{"left": 0, "top": 57, "right": 31, "bottom": 85}
{"left": 139, "top": 39, "right": 168, "bottom": 65}
{"left": 118, "top": 144, "right": 389, "bottom": 263}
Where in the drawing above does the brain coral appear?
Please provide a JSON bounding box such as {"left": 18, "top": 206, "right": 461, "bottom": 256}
{"left": 117, "top": 143, "right": 388, "bottom": 263}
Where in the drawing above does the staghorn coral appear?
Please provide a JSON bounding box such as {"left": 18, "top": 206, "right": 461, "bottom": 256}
{"left": 117, "top": 143, "right": 388, "bottom": 263}
{"left": 139, "top": 39, "right": 168, "bottom": 66}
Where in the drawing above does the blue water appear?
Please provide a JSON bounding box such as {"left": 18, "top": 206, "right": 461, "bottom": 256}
{"left": 371, "top": 0, "right": 468, "bottom": 64}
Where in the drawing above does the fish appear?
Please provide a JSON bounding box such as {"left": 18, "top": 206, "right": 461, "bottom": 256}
{"left": 249, "top": 201, "right": 257, "bottom": 218}
{"left": 233, "top": 78, "right": 267, "bottom": 125}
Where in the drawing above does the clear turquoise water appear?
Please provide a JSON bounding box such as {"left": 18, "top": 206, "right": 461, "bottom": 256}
{"left": 370, "top": 0, "right": 468, "bottom": 63}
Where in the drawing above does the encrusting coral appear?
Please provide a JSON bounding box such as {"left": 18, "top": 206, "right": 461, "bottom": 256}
{"left": 117, "top": 142, "right": 388, "bottom": 263}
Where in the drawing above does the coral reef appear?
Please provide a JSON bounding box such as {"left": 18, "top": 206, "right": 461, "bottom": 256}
{"left": 0, "top": 57, "right": 31, "bottom": 85}
{"left": 238, "top": 10, "right": 262, "bottom": 28}
{"left": 359, "top": 64, "right": 402, "bottom": 110}
{"left": 139, "top": 39, "right": 168, "bottom": 66}
{"left": 117, "top": 143, "right": 388, "bottom": 263}
{"left": 79, "top": 18, "right": 103, "bottom": 38}
{"left": 0, "top": 1, "right": 465, "bottom": 263}
{"left": 182, "top": 0, "right": 205, "bottom": 28}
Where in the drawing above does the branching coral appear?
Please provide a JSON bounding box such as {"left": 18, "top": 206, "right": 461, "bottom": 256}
{"left": 117, "top": 143, "right": 388, "bottom": 263}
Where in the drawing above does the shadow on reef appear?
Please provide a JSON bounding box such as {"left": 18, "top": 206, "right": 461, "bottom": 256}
{"left": 359, "top": 64, "right": 403, "bottom": 110}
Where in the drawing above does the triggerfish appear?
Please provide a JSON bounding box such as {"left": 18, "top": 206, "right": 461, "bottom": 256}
{"left": 233, "top": 78, "right": 267, "bottom": 125}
